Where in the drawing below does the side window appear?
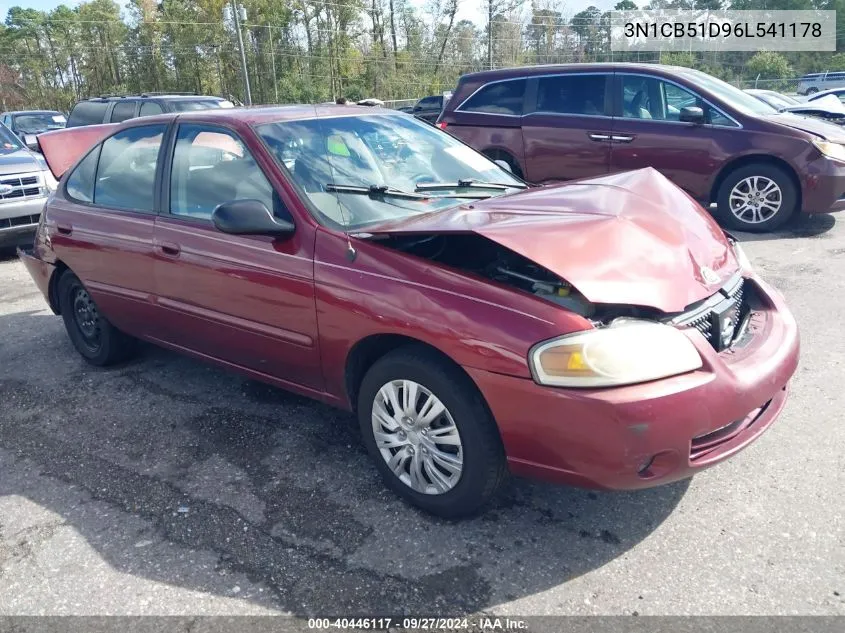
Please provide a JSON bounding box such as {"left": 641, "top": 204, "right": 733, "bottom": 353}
{"left": 110, "top": 101, "right": 137, "bottom": 123}
{"left": 139, "top": 101, "right": 164, "bottom": 117}
{"left": 536, "top": 74, "right": 607, "bottom": 116}
{"left": 460, "top": 79, "right": 526, "bottom": 115}
{"left": 169, "top": 124, "right": 284, "bottom": 221}
{"left": 94, "top": 125, "right": 165, "bottom": 212}
{"left": 67, "top": 101, "right": 108, "bottom": 127}
{"left": 65, "top": 146, "right": 101, "bottom": 203}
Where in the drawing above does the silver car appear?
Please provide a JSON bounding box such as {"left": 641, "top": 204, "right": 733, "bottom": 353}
{"left": 0, "top": 121, "right": 56, "bottom": 249}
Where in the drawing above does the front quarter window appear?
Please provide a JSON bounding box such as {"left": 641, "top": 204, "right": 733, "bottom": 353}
{"left": 66, "top": 146, "right": 101, "bottom": 203}
{"left": 256, "top": 114, "right": 524, "bottom": 229}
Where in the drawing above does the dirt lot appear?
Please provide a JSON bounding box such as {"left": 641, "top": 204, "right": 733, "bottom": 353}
{"left": 0, "top": 214, "right": 843, "bottom": 617}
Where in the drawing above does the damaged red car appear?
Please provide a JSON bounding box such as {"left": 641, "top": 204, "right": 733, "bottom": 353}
{"left": 19, "top": 106, "right": 799, "bottom": 517}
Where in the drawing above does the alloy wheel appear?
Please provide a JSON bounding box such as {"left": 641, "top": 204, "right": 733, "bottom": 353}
{"left": 371, "top": 379, "right": 464, "bottom": 495}
{"left": 729, "top": 176, "right": 783, "bottom": 224}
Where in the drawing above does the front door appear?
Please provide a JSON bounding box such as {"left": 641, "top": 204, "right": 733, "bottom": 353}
{"left": 521, "top": 73, "right": 613, "bottom": 184}
{"left": 610, "top": 73, "right": 740, "bottom": 202}
{"left": 152, "top": 123, "right": 322, "bottom": 390}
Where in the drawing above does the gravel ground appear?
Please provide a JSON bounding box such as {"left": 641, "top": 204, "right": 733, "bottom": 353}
{"left": 0, "top": 213, "right": 843, "bottom": 618}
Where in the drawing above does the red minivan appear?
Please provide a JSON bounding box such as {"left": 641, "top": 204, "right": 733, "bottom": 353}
{"left": 437, "top": 63, "right": 845, "bottom": 232}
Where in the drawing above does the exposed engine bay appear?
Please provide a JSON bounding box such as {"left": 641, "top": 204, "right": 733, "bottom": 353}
{"left": 371, "top": 233, "right": 667, "bottom": 323}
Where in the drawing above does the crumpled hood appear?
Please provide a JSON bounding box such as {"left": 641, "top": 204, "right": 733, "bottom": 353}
{"left": 365, "top": 168, "right": 739, "bottom": 313}
{"left": 0, "top": 148, "right": 41, "bottom": 176}
{"left": 764, "top": 111, "right": 845, "bottom": 140}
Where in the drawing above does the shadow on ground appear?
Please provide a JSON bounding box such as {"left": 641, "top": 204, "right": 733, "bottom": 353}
{"left": 0, "top": 310, "right": 688, "bottom": 615}
{"left": 734, "top": 212, "right": 837, "bottom": 243}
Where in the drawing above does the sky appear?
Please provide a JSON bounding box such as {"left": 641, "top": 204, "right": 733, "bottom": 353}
{"left": 0, "top": 0, "right": 624, "bottom": 23}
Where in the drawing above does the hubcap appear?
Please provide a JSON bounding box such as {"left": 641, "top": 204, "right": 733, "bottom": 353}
{"left": 371, "top": 379, "right": 463, "bottom": 495}
{"left": 72, "top": 287, "right": 101, "bottom": 348}
{"left": 729, "top": 176, "right": 782, "bottom": 224}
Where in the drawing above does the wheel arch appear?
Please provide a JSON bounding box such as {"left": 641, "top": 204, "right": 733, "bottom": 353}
{"left": 480, "top": 148, "right": 525, "bottom": 178}
{"left": 47, "top": 259, "right": 70, "bottom": 314}
{"left": 709, "top": 154, "right": 802, "bottom": 209}
{"left": 344, "top": 333, "right": 484, "bottom": 413}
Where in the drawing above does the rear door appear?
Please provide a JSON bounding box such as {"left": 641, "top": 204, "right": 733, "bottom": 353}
{"left": 152, "top": 122, "right": 322, "bottom": 389}
{"left": 47, "top": 123, "right": 167, "bottom": 336}
{"left": 610, "top": 73, "right": 741, "bottom": 201}
{"left": 521, "top": 72, "right": 614, "bottom": 184}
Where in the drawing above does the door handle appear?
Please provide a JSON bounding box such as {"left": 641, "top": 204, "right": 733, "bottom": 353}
{"left": 588, "top": 133, "right": 611, "bottom": 141}
{"left": 158, "top": 241, "right": 181, "bottom": 257}
{"left": 611, "top": 135, "right": 635, "bottom": 143}
{"left": 56, "top": 224, "right": 72, "bottom": 235}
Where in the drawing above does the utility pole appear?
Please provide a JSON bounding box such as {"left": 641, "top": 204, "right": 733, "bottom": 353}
{"left": 229, "top": 0, "right": 252, "bottom": 105}
{"left": 268, "top": 26, "right": 279, "bottom": 104}
{"left": 487, "top": 0, "right": 493, "bottom": 70}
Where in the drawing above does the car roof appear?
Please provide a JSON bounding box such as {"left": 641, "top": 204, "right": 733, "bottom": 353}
{"left": 456, "top": 62, "right": 704, "bottom": 83}
{"left": 117, "top": 104, "right": 404, "bottom": 127}
{"left": 80, "top": 94, "right": 226, "bottom": 102}
{"left": 4, "top": 109, "right": 63, "bottom": 115}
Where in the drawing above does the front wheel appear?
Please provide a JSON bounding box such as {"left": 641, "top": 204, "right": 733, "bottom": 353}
{"left": 715, "top": 164, "right": 797, "bottom": 232}
{"left": 357, "top": 346, "right": 506, "bottom": 518}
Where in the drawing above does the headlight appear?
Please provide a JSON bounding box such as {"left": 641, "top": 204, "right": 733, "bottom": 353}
{"left": 731, "top": 240, "right": 752, "bottom": 272}
{"left": 41, "top": 169, "right": 58, "bottom": 192}
{"left": 812, "top": 139, "right": 845, "bottom": 162}
{"left": 530, "top": 320, "right": 702, "bottom": 388}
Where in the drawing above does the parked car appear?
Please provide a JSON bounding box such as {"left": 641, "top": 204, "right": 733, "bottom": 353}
{"left": 807, "top": 86, "right": 845, "bottom": 106}
{"left": 797, "top": 71, "right": 845, "bottom": 95}
{"left": 412, "top": 95, "right": 446, "bottom": 124}
{"left": 437, "top": 63, "right": 845, "bottom": 232}
{"left": 66, "top": 93, "right": 234, "bottom": 128}
{"left": 746, "top": 89, "right": 845, "bottom": 125}
{"left": 1, "top": 110, "right": 67, "bottom": 148}
{"left": 20, "top": 105, "right": 799, "bottom": 516}
{"left": 0, "top": 121, "right": 56, "bottom": 249}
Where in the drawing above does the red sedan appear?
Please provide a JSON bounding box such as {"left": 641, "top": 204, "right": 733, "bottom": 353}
{"left": 19, "top": 105, "right": 799, "bottom": 517}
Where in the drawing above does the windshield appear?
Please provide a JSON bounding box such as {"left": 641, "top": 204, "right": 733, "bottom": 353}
{"left": 753, "top": 91, "right": 797, "bottom": 109}
{"left": 0, "top": 122, "right": 23, "bottom": 151}
{"left": 171, "top": 100, "right": 228, "bottom": 112}
{"left": 680, "top": 69, "right": 778, "bottom": 116}
{"left": 14, "top": 112, "right": 66, "bottom": 133}
{"left": 256, "top": 114, "right": 524, "bottom": 229}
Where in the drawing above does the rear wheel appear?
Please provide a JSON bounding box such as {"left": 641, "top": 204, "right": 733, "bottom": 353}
{"left": 715, "top": 163, "right": 797, "bottom": 233}
{"left": 483, "top": 150, "right": 523, "bottom": 179}
{"left": 58, "top": 270, "right": 136, "bottom": 366}
{"left": 357, "top": 346, "right": 506, "bottom": 518}
{"left": 806, "top": 87, "right": 819, "bottom": 95}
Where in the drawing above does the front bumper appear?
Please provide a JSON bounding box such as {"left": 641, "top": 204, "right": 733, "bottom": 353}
{"left": 0, "top": 196, "right": 46, "bottom": 247}
{"left": 468, "top": 276, "right": 799, "bottom": 490}
{"left": 801, "top": 154, "right": 845, "bottom": 214}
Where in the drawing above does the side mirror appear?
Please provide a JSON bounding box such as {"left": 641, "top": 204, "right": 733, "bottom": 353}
{"left": 211, "top": 199, "right": 295, "bottom": 237}
{"left": 679, "top": 106, "right": 705, "bottom": 124}
{"left": 23, "top": 134, "right": 40, "bottom": 152}
{"left": 494, "top": 159, "right": 513, "bottom": 173}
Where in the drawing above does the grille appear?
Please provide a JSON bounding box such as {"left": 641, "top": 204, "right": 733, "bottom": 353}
{"left": 671, "top": 276, "right": 745, "bottom": 351}
{"left": 0, "top": 213, "right": 40, "bottom": 230}
{"left": 0, "top": 172, "right": 45, "bottom": 202}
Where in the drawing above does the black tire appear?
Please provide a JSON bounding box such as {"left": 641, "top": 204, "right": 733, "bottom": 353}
{"left": 57, "top": 270, "right": 136, "bottom": 366}
{"left": 807, "top": 87, "right": 819, "bottom": 95}
{"left": 715, "top": 163, "right": 797, "bottom": 233}
{"left": 357, "top": 346, "right": 507, "bottom": 518}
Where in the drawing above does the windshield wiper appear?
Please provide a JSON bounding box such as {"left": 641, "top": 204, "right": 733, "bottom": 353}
{"left": 325, "top": 183, "right": 493, "bottom": 200}
{"left": 414, "top": 179, "right": 527, "bottom": 192}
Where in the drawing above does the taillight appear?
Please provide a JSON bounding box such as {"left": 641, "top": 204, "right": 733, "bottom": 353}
{"left": 436, "top": 121, "right": 448, "bottom": 130}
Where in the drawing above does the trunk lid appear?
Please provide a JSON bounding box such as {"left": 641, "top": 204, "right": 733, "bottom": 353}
{"left": 37, "top": 123, "right": 117, "bottom": 179}
{"left": 363, "top": 168, "right": 739, "bottom": 313}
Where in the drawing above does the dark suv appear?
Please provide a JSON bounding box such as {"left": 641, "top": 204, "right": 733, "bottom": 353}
{"left": 438, "top": 63, "right": 845, "bottom": 232}
{"left": 412, "top": 95, "right": 446, "bottom": 124}
{"left": 66, "top": 93, "right": 234, "bottom": 128}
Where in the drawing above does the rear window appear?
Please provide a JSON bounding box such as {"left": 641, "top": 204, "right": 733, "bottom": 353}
{"left": 459, "top": 79, "right": 526, "bottom": 116}
{"left": 110, "top": 101, "right": 137, "bottom": 122}
{"left": 536, "top": 74, "right": 607, "bottom": 116}
{"left": 67, "top": 101, "right": 108, "bottom": 127}
{"left": 416, "top": 96, "right": 442, "bottom": 110}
